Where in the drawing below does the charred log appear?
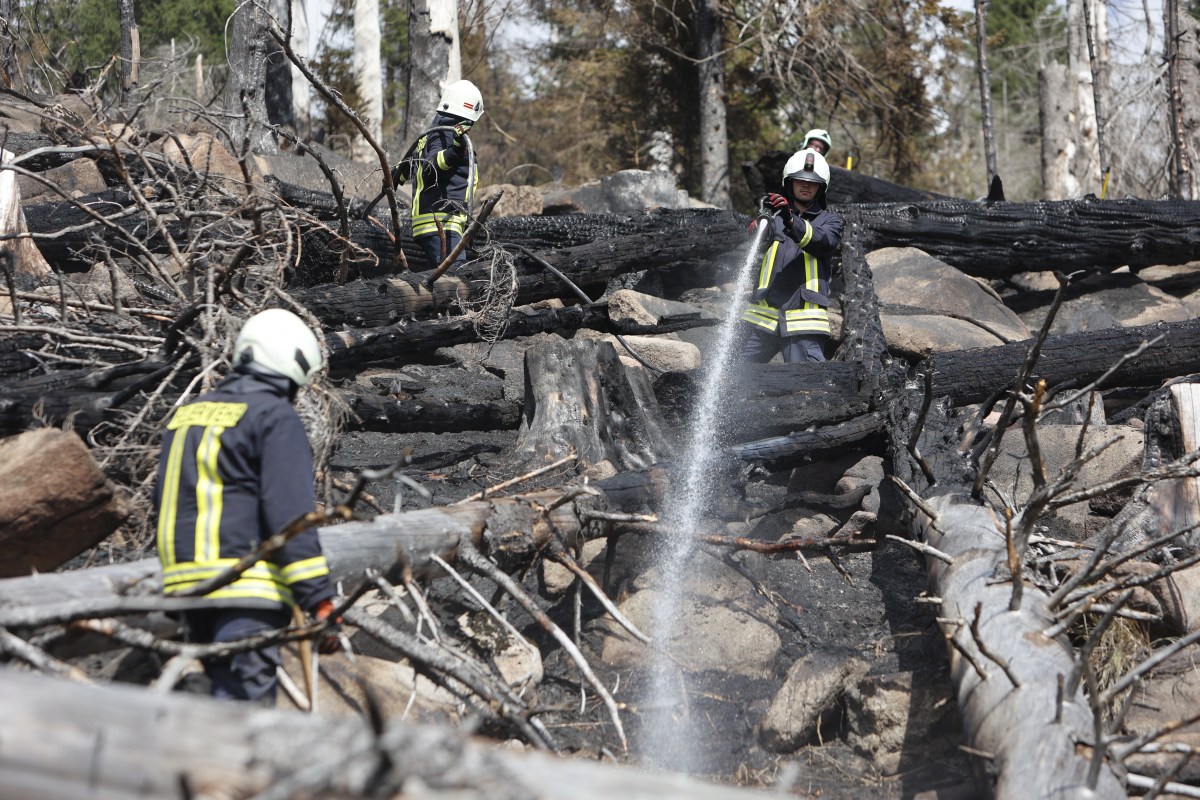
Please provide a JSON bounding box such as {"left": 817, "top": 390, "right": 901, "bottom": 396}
{"left": 295, "top": 227, "right": 743, "bottom": 329}
{"left": 344, "top": 393, "right": 520, "bottom": 433}
{"left": 854, "top": 197, "right": 1200, "bottom": 279}
{"left": 325, "top": 301, "right": 716, "bottom": 369}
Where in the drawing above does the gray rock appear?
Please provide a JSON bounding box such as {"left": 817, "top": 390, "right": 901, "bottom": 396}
{"left": 868, "top": 247, "right": 1030, "bottom": 346}
{"left": 606, "top": 289, "right": 716, "bottom": 332}
{"left": 984, "top": 423, "right": 1144, "bottom": 540}
{"left": 542, "top": 169, "right": 691, "bottom": 214}
{"left": 844, "top": 670, "right": 959, "bottom": 775}
{"left": 1021, "top": 271, "right": 1195, "bottom": 336}
{"left": 757, "top": 648, "right": 869, "bottom": 753}
{"left": 880, "top": 313, "right": 1006, "bottom": 359}
{"left": 596, "top": 588, "right": 782, "bottom": 676}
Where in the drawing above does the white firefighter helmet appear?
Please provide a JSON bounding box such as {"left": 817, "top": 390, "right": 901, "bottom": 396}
{"left": 233, "top": 308, "right": 323, "bottom": 387}
{"left": 438, "top": 80, "right": 485, "bottom": 122}
{"left": 802, "top": 128, "right": 833, "bottom": 154}
{"left": 782, "top": 148, "right": 831, "bottom": 187}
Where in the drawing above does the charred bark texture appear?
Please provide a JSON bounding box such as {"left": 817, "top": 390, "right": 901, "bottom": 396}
{"left": 325, "top": 301, "right": 716, "bottom": 369}
{"left": 295, "top": 227, "right": 742, "bottom": 329}
{"left": 748, "top": 152, "right": 957, "bottom": 204}
{"left": 513, "top": 339, "right": 676, "bottom": 474}
{"left": 855, "top": 197, "right": 1200, "bottom": 278}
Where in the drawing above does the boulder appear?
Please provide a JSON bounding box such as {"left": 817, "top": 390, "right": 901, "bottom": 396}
{"left": 480, "top": 183, "right": 543, "bottom": 217}
{"left": 757, "top": 648, "right": 869, "bottom": 753}
{"left": 985, "top": 423, "right": 1144, "bottom": 540}
{"left": 867, "top": 247, "right": 1030, "bottom": 354}
{"left": 1020, "top": 270, "right": 1195, "bottom": 336}
{"left": 0, "top": 428, "right": 130, "bottom": 578}
{"left": 880, "top": 313, "right": 1007, "bottom": 359}
{"left": 542, "top": 169, "right": 690, "bottom": 214}
{"left": 16, "top": 157, "right": 106, "bottom": 202}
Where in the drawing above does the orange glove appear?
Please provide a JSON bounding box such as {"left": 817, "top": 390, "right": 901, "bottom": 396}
{"left": 312, "top": 599, "right": 343, "bottom": 654}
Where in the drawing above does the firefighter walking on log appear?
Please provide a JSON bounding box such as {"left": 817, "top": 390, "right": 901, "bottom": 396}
{"left": 741, "top": 148, "right": 844, "bottom": 364}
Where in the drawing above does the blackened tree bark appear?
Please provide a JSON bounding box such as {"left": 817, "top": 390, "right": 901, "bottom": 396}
{"left": 696, "top": 0, "right": 730, "bottom": 209}
{"left": 223, "top": 1, "right": 276, "bottom": 154}
{"left": 265, "top": 0, "right": 295, "bottom": 132}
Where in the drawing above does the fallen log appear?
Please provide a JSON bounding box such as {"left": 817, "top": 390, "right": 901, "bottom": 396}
{"left": 854, "top": 197, "right": 1200, "bottom": 279}
{"left": 748, "top": 152, "right": 958, "bottom": 204}
{"left": 325, "top": 299, "right": 716, "bottom": 369}
{"left": 0, "top": 667, "right": 775, "bottom": 800}
{"left": 292, "top": 226, "right": 745, "bottom": 329}
{"left": 884, "top": 364, "right": 1125, "bottom": 796}
{"left": 0, "top": 467, "right": 676, "bottom": 626}
{"left": 652, "top": 317, "right": 1200, "bottom": 447}
{"left": 344, "top": 392, "right": 521, "bottom": 433}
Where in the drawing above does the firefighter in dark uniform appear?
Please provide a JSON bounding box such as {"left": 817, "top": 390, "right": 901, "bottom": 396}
{"left": 410, "top": 79, "right": 485, "bottom": 272}
{"left": 741, "top": 148, "right": 844, "bottom": 363}
{"left": 154, "top": 308, "right": 337, "bottom": 703}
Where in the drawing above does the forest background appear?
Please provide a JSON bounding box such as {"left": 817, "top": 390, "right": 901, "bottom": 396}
{"left": 3, "top": 0, "right": 1198, "bottom": 213}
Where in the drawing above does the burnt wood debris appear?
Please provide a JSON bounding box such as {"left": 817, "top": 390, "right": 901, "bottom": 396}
{"left": 6, "top": 95, "right": 1200, "bottom": 800}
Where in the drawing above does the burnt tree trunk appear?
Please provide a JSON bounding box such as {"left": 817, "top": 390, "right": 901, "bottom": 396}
{"left": 293, "top": 227, "right": 742, "bottom": 328}
{"left": 854, "top": 197, "right": 1200, "bottom": 278}
{"left": 512, "top": 339, "right": 677, "bottom": 475}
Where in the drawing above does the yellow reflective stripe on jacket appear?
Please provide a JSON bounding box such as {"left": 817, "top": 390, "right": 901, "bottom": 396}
{"left": 194, "top": 426, "right": 227, "bottom": 564}
{"left": 411, "top": 212, "right": 468, "bottom": 238}
{"left": 156, "top": 430, "right": 189, "bottom": 567}
{"left": 742, "top": 302, "right": 779, "bottom": 332}
{"left": 754, "top": 241, "right": 780, "bottom": 293}
{"left": 163, "top": 559, "right": 295, "bottom": 605}
{"left": 781, "top": 308, "right": 831, "bottom": 335}
{"left": 794, "top": 219, "right": 813, "bottom": 249}
{"left": 281, "top": 555, "right": 331, "bottom": 585}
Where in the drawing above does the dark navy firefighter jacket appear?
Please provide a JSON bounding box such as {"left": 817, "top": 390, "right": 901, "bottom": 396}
{"left": 154, "top": 370, "right": 333, "bottom": 612}
{"left": 410, "top": 111, "right": 477, "bottom": 240}
{"left": 742, "top": 197, "right": 844, "bottom": 337}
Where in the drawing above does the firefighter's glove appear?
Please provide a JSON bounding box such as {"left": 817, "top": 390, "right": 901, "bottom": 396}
{"left": 312, "top": 599, "right": 343, "bottom": 655}
{"left": 765, "top": 193, "right": 793, "bottom": 229}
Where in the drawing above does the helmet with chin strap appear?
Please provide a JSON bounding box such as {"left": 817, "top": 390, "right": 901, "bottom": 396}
{"left": 781, "top": 148, "right": 831, "bottom": 206}
{"left": 233, "top": 309, "right": 323, "bottom": 387}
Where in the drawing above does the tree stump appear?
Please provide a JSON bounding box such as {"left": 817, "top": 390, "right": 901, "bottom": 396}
{"left": 513, "top": 339, "right": 676, "bottom": 477}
